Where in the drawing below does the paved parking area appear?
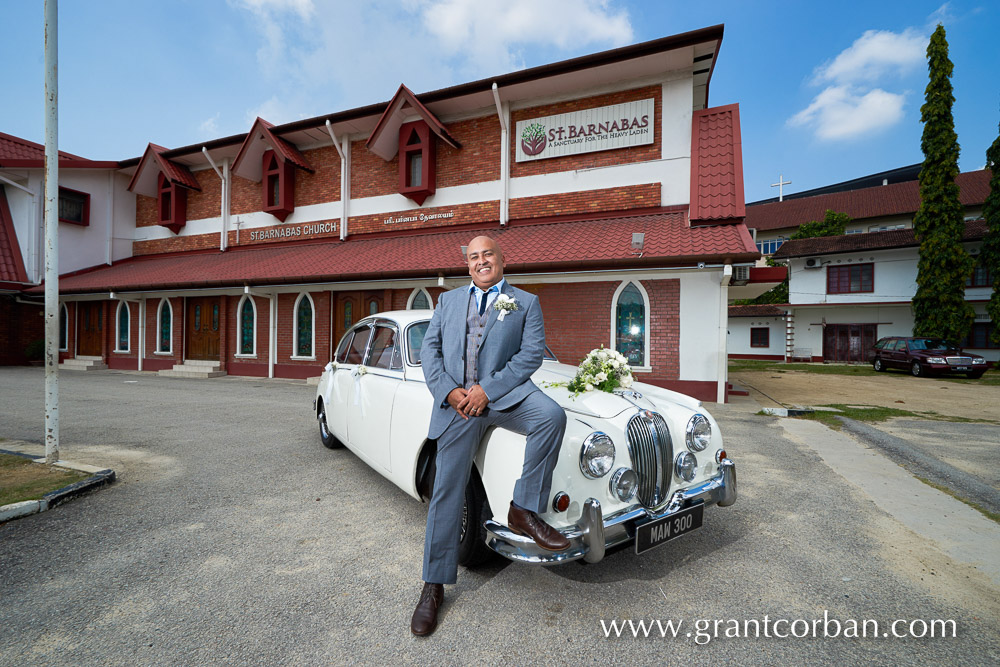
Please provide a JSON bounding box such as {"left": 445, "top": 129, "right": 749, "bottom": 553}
{"left": 1, "top": 367, "right": 999, "bottom": 665}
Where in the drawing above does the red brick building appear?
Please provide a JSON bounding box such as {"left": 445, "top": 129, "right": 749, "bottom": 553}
{"left": 5, "top": 26, "right": 761, "bottom": 401}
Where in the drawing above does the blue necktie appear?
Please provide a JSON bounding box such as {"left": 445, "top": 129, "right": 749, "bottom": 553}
{"left": 479, "top": 286, "right": 496, "bottom": 316}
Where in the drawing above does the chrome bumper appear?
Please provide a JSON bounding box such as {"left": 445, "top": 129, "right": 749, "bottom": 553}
{"left": 484, "top": 458, "right": 737, "bottom": 565}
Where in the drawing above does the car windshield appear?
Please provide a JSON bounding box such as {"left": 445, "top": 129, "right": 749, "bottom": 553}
{"left": 908, "top": 338, "right": 950, "bottom": 351}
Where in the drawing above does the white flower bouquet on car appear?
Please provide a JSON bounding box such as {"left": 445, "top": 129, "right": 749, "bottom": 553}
{"left": 564, "top": 346, "right": 634, "bottom": 396}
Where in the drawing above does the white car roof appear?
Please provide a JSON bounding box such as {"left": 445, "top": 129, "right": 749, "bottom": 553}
{"left": 358, "top": 310, "right": 433, "bottom": 327}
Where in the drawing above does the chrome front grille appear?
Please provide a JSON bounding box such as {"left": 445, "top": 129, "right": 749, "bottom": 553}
{"left": 625, "top": 411, "right": 673, "bottom": 508}
{"left": 946, "top": 356, "right": 972, "bottom": 365}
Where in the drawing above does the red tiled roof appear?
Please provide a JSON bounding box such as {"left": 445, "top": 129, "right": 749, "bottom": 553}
{"left": 772, "top": 219, "right": 988, "bottom": 259}
{"left": 746, "top": 170, "right": 991, "bottom": 232}
{"left": 689, "top": 104, "right": 745, "bottom": 222}
{"left": 232, "top": 118, "right": 313, "bottom": 181}
{"left": 0, "top": 187, "right": 29, "bottom": 284}
{"left": 0, "top": 132, "right": 118, "bottom": 168}
{"left": 126, "top": 144, "right": 201, "bottom": 196}
{"left": 41, "top": 211, "right": 758, "bottom": 294}
{"left": 728, "top": 304, "right": 786, "bottom": 317}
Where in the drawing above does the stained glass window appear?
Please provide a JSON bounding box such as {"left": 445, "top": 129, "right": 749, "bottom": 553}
{"left": 369, "top": 299, "right": 378, "bottom": 315}
{"left": 59, "top": 304, "right": 67, "bottom": 350}
{"left": 296, "top": 295, "right": 313, "bottom": 357}
{"left": 344, "top": 301, "right": 353, "bottom": 330}
{"left": 159, "top": 300, "right": 171, "bottom": 352}
{"left": 212, "top": 304, "right": 219, "bottom": 331}
{"left": 240, "top": 298, "right": 254, "bottom": 355}
{"left": 117, "top": 302, "right": 129, "bottom": 351}
{"left": 615, "top": 283, "right": 645, "bottom": 366}
{"left": 410, "top": 289, "right": 430, "bottom": 310}
{"left": 194, "top": 305, "right": 201, "bottom": 330}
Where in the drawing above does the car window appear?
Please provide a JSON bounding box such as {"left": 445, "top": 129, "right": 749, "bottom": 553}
{"left": 888, "top": 339, "right": 902, "bottom": 351}
{"left": 407, "top": 322, "right": 429, "bottom": 365}
{"left": 544, "top": 345, "right": 558, "bottom": 361}
{"left": 344, "top": 325, "right": 371, "bottom": 364}
{"left": 335, "top": 331, "right": 355, "bottom": 363}
{"left": 366, "top": 325, "right": 399, "bottom": 370}
{"left": 873, "top": 339, "right": 887, "bottom": 350}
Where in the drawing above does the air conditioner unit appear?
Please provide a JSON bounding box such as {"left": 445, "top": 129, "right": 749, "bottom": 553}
{"left": 733, "top": 265, "right": 750, "bottom": 282}
{"left": 804, "top": 258, "right": 822, "bottom": 269}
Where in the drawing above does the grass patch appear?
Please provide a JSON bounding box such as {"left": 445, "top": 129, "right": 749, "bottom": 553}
{"left": 914, "top": 475, "right": 1000, "bottom": 525}
{"left": 774, "top": 404, "right": 1000, "bottom": 429}
{"left": 0, "top": 453, "right": 88, "bottom": 506}
{"left": 729, "top": 359, "right": 1000, "bottom": 385}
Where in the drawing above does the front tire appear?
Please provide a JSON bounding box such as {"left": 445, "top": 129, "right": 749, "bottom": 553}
{"left": 317, "top": 400, "right": 344, "bottom": 449}
{"left": 873, "top": 357, "right": 885, "bottom": 372}
{"left": 457, "top": 473, "right": 495, "bottom": 568}
{"left": 911, "top": 361, "right": 924, "bottom": 378}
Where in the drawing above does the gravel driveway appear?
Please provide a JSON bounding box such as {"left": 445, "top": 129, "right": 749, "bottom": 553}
{"left": 1, "top": 367, "right": 999, "bottom": 665}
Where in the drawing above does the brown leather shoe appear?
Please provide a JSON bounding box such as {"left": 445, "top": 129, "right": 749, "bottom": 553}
{"left": 410, "top": 582, "right": 444, "bottom": 637}
{"left": 507, "top": 501, "right": 570, "bottom": 551}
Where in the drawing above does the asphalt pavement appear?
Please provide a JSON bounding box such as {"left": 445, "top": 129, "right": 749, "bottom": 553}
{"left": 1, "top": 367, "right": 998, "bottom": 665}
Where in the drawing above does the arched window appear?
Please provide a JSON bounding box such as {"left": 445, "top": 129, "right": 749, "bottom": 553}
{"left": 237, "top": 295, "right": 257, "bottom": 356}
{"left": 368, "top": 298, "right": 379, "bottom": 316}
{"left": 407, "top": 288, "right": 433, "bottom": 310}
{"left": 157, "top": 299, "right": 172, "bottom": 353}
{"left": 611, "top": 281, "right": 650, "bottom": 368}
{"left": 59, "top": 303, "right": 68, "bottom": 351}
{"left": 294, "top": 293, "right": 315, "bottom": 358}
{"left": 115, "top": 301, "right": 130, "bottom": 352}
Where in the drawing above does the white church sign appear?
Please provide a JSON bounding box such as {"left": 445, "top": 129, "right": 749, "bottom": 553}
{"left": 515, "top": 98, "right": 654, "bottom": 162}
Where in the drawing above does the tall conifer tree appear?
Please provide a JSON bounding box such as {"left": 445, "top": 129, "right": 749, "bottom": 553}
{"left": 911, "top": 25, "right": 974, "bottom": 340}
{"left": 981, "top": 124, "right": 1000, "bottom": 345}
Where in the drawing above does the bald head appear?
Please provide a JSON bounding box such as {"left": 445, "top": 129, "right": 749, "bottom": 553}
{"left": 466, "top": 236, "right": 506, "bottom": 290}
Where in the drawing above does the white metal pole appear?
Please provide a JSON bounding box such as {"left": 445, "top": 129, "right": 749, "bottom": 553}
{"left": 43, "top": 0, "right": 60, "bottom": 464}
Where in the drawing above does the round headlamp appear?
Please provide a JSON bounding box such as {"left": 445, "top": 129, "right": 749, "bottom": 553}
{"left": 685, "top": 414, "right": 712, "bottom": 451}
{"left": 675, "top": 451, "right": 698, "bottom": 482}
{"left": 609, "top": 467, "right": 638, "bottom": 502}
{"left": 580, "top": 432, "right": 615, "bottom": 479}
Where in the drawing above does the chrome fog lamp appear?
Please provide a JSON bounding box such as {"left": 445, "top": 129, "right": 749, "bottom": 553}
{"left": 609, "top": 467, "right": 638, "bottom": 502}
{"left": 675, "top": 451, "right": 698, "bottom": 482}
{"left": 580, "top": 432, "right": 615, "bottom": 479}
{"left": 685, "top": 414, "right": 712, "bottom": 451}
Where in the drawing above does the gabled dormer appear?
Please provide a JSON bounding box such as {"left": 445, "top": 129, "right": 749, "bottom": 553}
{"left": 127, "top": 143, "right": 201, "bottom": 234}
{"left": 367, "top": 84, "right": 460, "bottom": 206}
{"left": 232, "top": 117, "right": 314, "bottom": 222}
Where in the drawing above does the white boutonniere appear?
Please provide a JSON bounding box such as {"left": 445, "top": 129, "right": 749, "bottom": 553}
{"left": 493, "top": 294, "right": 520, "bottom": 321}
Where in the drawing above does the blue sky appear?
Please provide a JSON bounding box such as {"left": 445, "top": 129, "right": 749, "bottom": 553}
{"left": 2, "top": 0, "right": 997, "bottom": 202}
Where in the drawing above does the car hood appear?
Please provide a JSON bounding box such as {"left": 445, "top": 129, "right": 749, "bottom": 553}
{"left": 531, "top": 362, "right": 703, "bottom": 419}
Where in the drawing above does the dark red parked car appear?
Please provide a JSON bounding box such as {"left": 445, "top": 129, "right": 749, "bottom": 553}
{"left": 869, "top": 337, "right": 988, "bottom": 378}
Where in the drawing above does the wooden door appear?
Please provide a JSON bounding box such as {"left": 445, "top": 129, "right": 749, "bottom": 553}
{"left": 78, "top": 302, "right": 103, "bottom": 356}
{"left": 823, "top": 324, "right": 877, "bottom": 362}
{"left": 186, "top": 297, "right": 221, "bottom": 360}
{"left": 335, "top": 293, "right": 360, "bottom": 349}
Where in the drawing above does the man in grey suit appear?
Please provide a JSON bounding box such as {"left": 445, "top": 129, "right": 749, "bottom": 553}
{"left": 411, "top": 235, "right": 569, "bottom": 636}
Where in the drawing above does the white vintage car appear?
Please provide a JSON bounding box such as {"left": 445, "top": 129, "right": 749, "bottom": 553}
{"left": 313, "top": 310, "right": 736, "bottom": 566}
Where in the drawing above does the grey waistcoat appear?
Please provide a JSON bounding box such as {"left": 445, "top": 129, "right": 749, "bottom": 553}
{"left": 464, "top": 292, "right": 489, "bottom": 389}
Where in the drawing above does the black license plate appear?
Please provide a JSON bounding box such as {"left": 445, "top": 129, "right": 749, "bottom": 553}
{"left": 635, "top": 503, "right": 704, "bottom": 555}
{"left": 953, "top": 366, "right": 969, "bottom": 371}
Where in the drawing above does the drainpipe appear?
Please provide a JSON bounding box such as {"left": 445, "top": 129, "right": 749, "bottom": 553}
{"left": 492, "top": 83, "right": 509, "bottom": 226}
{"left": 325, "top": 120, "right": 350, "bottom": 241}
{"left": 138, "top": 298, "right": 145, "bottom": 371}
{"left": 269, "top": 293, "right": 277, "bottom": 378}
{"left": 202, "top": 147, "right": 229, "bottom": 251}
{"left": 717, "top": 264, "right": 732, "bottom": 403}
{"left": 106, "top": 171, "right": 114, "bottom": 265}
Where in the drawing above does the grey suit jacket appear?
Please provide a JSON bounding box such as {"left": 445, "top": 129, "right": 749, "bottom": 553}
{"left": 421, "top": 282, "right": 545, "bottom": 439}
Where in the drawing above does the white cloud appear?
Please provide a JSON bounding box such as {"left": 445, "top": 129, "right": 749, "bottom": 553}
{"left": 229, "top": 0, "right": 633, "bottom": 127}
{"left": 789, "top": 17, "right": 932, "bottom": 141}
{"left": 417, "top": 0, "right": 633, "bottom": 71}
{"left": 787, "top": 85, "right": 906, "bottom": 141}
{"left": 813, "top": 28, "right": 926, "bottom": 85}
{"left": 198, "top": 113, "right": 221, "bottom": 136}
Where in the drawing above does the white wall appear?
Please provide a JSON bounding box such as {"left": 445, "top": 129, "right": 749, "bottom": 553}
{"left": 788, "top": 247, "right": 917, "bottom": 305}
{"left": 789, "top": 305, "right": 915, "bottom": 359}
{"left": 728, "top": 316, "right": 785, "bottom": 357}
{"left": 4, "top": 168, "right": 134, "bottom": 282}
{"left": 679, "top": 270, "right": 725, "bottom": 381}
